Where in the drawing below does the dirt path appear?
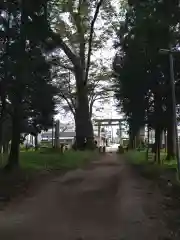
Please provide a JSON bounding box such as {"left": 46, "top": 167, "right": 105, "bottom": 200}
{"left": 0, "top": 153, "right": 168, "bottom": 240}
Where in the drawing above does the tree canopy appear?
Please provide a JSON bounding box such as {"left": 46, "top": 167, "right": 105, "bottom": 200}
{"left": 0, "top": 0, "right": 57, "bottom": 168}
{"left": 113, "top": 0, "right": 180, "bottom": 160}
{"left": 44, "top": 0, "right": 120, "bottom": 149}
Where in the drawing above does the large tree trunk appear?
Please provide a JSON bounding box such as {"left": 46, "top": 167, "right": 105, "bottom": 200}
{"left": 6, "top": 106, "right": 21, "bottom": 169}
{"left": 146, "top": 124, "right": 150, "bottom": 161}
{"left": 75, "top": 91, "right": 94, "bottom": 150}
{"left": 75, "top": 69, "right": 94, "bottom": 150}
{"left": 154, "top": 126, "right": 161, "bottom": 164}
{"left": 165, "top": 71, "right": 176, "bottom": 159}
{"left": 129, "top": 129, "right": 141, "bottom": 149}
{"left": 135, "top": 129, "right": 141, "bottom": 148}
{"left": 153, "top": 93, "right": 163, "bottom": 163}
{"left": 0, "top": 96, "right": 6, "bottom": 151}
{"left": 128, "top": 118, "right": 141, "bottom": 149}
{"left": 3, "top": 141, "right": 9, "bottom": 154}
{"left": 166, "top": 96, "right": 176, "bottom": 160}
{"left": 35, "top": 134, "right": 38, "bottom": 151}
{"left": 128, "top": 119, "right": 135, "bottom": 149}
{"left": 129, "top": 128, "right": 136, "bottom": 149}
{"left": 167, "top": 122, "right": 176, "bottom": 160}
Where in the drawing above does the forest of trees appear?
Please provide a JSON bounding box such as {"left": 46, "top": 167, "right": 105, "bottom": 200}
{"left": 0, "top": 0, "right": 119, "bottom": 168}
{"left": 2, "top": 0, "right": 180, "bottom": 169}
{"left": 113, "top": 0, "right": 180, "bottom": 162}
{"left": 0, "top": 0, "right": 57, "bottom": 169}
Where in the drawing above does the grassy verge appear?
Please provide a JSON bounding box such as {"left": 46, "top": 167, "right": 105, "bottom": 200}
{"left": 126, "top": 150, "right": 177, "bottom": 168}
{"left": 20, "top": 150, "right": 97, "bottom": 170}
{"left": 125, "top": 150, "right": 177, "bottom": 180}
{"left": 125, "top": 150, "right": 180, "bottom": 239}
{"left": 0, "top": 149, "right": 98, "bottom": 170}
{"left": 0, "top": 149, "right": 98, "bottom": 208}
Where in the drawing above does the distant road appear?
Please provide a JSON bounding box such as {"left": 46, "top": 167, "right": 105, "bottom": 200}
{"left": 106, "top": 144, "right": 119, "bottom": 152}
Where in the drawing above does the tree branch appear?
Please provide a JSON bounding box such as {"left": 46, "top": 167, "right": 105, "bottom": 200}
{"left": 48, "top": 31, "right": 80, "bottom": 68}
{"left": 89, "top": 98, "right": 94, "bottom": 119}
{"left": 68, "top": 0, "right": 85, "bottom": 68}
{"left": 89, "top": 93, "right": 112, "bottom": 118}
{"left": 59, "top": 94, "right": 75, "bottom": 116}
{"left": 94, "top": 95, "right": 112, "bottom": 101}
{"left": 84, "top": 0, "right": 104, "bottom": 85}
{"left": 56, "top": 70, "right": 76, "bottom": 115}
{"left": 60, "top": 126, "right": 68, "bottom": 133}
{"left": 77, "top": 1, "right": 86, "bottom": 68}
{"left": 49, "top": 58, "right": 75, "bottom": 72}
{"left": 59, "top": 63, "right": 75, "bottom": 72}
{"left": 89, "top": 94, "right": 99, "bottom": 119}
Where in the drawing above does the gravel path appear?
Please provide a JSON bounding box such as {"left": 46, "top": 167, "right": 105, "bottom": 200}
{"left": 0, "top": 153, "right": 167, "bottom": 240}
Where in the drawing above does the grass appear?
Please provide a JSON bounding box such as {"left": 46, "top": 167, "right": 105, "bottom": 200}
{"left": 125, "top": 150, "right": 177, "bottom": 180}
{"left": 126, "top": 151, "right": 147, "bottom": 165}
{"left": 125, "top": 150, "right": 180, "bottom": 239}
{"left": 20, "top": 150, "right": 97, "bottom": 170}
{"left": 0, "top": 149, "right": 98, "bottom": 208}
{"left": 126, "top": 150, "right": 177, "bottom": 168}
{"left": 0, "top": 149, "right": 98, "bottom": 170}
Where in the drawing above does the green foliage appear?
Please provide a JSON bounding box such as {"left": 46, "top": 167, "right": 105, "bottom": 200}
{"left": 126, "top": 150, "right": 177, "bottom": 169}
{"left": 20, "top": 150, "right": 96, "bottom": 170}
{"left": 0, "top": 149, "right": 97, "bottom": 208}
{"left": 113, "top": 0, "right": 180, "bottom": 155}
{"left": 45, "top": 0, "right": 121, "bottom": 149}
{"left": 125, "top": 150, "right": 177, "bottom": 179}
{"left": 47, "top": 0, "right": 118, "bottom": 118}
{"left": 0, "top": 0, "right": 57, "bottom": 166}
{"left": 126, "top": 151, "right": 147, "bottom": 165}
{"left": 0, "top": 150, "right": 97, "bottom": 170}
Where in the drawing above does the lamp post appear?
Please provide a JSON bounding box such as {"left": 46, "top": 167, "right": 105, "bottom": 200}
{"left": 159, "top": 47, "right": 180, "bottom": 175}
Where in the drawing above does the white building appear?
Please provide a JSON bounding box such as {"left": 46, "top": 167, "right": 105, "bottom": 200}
{"left": 41, "top": 122, "right": 76, "bottom": 145}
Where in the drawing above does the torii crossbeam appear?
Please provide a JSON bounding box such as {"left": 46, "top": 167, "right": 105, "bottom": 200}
{"left": 93, "top": 118, "right": 126, "bottom": 146}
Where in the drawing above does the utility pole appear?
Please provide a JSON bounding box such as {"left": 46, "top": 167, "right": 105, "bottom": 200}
{"left": 54, "top": 120, "right": 60, "bottom": 149}
{"left": 119, "top": 121, "right": 122, "bottom": 145}
{"left": 169, "top": 51, "right": 180, "bottom": 174}
{"left": 52, "top": 118, "right": 54, "bottom": 148}
{"left": 159, "top": 47, "right": 180, "bottom": 175}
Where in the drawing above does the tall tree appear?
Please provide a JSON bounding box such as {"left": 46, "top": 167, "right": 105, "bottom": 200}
{"left": 45, "top": 0, "right": 118, "bottom": 149}
{"left": 113, "top": 0, "right": 180, "bottom": 159}
{"left": 52, "top": 59, "right": 112, "bottom": 120}
{"left": 0, "top": 0, "right": 56, "bottom": 168}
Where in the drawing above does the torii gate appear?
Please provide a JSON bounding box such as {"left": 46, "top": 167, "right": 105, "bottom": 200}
{"left": 93, "top": 118, "right": 126, "bottom": 146}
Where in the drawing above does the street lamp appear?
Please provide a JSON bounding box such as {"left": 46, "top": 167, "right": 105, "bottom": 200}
{"left": 159, "top": 47, "right": 180, "bottom": 175}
